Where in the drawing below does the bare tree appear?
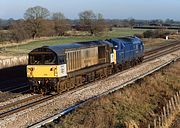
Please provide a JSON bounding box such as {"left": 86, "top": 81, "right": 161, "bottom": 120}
{"left": 24, "top": 6, "right": 50, "bottom": 20}
{"left": 79, "top": 10, "right": 96, "bottom": 35}
{"left": 79, "top": 10, "right": 96, "bottom": 26}
{"left": 128, "top": 18, "right": 135, "bottom": 29}
{"left": 52, "top": 12, "right": 71, "bottom": 36}
{"left": 79, "top": 11, "right": 108, "bottom": 35}
{"left": 52, "top": 12, "right": 65, "bottom": 20}
{"left": 10, "top": 20, "right": 30, "bottom": 42}
{"left": 24, "top": 6, "right": 50, "bottom": 39}
{"left": 40, "top": 20, "right": 55, "bottom": 37}
{"left": 93, "top": 13, "right": 109, "bottom": 35}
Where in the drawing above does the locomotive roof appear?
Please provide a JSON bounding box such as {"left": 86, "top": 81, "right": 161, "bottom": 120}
{"left": 110, "top": 36, "right": 143, "bottom": 45}
{"left": 30, "top": 40, "right": 112, "bottom": 56}
{"left": 119, "top": 36, "right": 142, "bottom": 44}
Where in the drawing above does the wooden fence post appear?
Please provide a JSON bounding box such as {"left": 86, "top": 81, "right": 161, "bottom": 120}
{"left": 158, "top": 116, "right": 161, "bottom": 127}
{"left": 166, "top": 102, "right": 170, "bottom": 117}
{"left": 147, "top": 91, "right": 180, "bottom": 127}
{"left": 171, "top": 97, "right": 176, "bottom": 111}
{"left": 177, "top": 92, "right": 180, "bottom": 104}
{"left": 169, "top": 100, "right": 172, "bottom": 114}
{"left": 179, "top": 90, "right": 180, "bottom": 102}
{"left": 161, "top": 111, "right": 164, "bottom": 126}
{"left": 153, "top": 118, "right": 157, "bottom": 128}
{"left": 177, "top": 92, "right": 180, "bottom": 111}
{"left": 163, "top": 106, "right": 167, "bottom": 126}
{"left": 174, "top": 95, "right": 178, "bottom": 107}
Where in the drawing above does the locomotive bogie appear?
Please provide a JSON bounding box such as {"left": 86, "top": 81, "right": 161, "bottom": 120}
{"left": 29, "top": 78, "right": 58, "bottom": 94}
{"left": 56, "top": 64, "right": 113, "bottom": 94}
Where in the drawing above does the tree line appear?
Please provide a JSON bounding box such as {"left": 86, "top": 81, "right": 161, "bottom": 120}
{"left": 0, "top": 6, "right": 109, "bottom": 43}
{"left": 1, "top": 6, "right": 180, "bottom": 43}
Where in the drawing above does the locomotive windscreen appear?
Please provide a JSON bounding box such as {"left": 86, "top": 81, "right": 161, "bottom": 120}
{"left": 29, "top": 52, "right": 57, "bottom": 65}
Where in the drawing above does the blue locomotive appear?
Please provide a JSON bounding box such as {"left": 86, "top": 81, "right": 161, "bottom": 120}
{"left": 27, "top": 36, "right": 144, "bottom": 94}
{"left": 108, "top": 36, "right": 144, "bottom": 70}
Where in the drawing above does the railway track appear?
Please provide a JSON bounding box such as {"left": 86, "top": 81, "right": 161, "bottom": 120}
{"left": 144, "top": 41, "right": 180, "bottom": 56}
{"left": 144, "top": 42, "right": 180, "bottom": 62}
{"left": 0, "top": 41, "right": 179, "bottom": 125}
{"left": 0, "top": 41, "right": 177, "bottom": 94}
{"left": 1, "top": 83, "right": 29, "bottom": 93}
{"left": 0, "top": 80, "right": 29, "bottom": 102}
{"left": 0, "top": 78, "right": 28, "bottom": 93}
{"left": 29, "top": 45, "right": 180, "bottom": 128}
{"left": 0, "top": 94, "right": 52, "bottom": 118}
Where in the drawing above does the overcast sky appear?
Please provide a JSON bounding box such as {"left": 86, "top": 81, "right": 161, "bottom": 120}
{"left": 0, "top": 0, "right": 180, "bottom": 20}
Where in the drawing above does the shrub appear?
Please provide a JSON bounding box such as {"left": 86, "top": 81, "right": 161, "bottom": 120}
{"left": 143, "top": 29, "right": 171, "bottom": 38}
{"left": 134, "top": 33, "right": 144, "bottom": 38}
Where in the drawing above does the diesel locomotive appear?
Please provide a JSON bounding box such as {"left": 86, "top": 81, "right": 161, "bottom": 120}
{"left": 27, "top": 36, "right": 144, "bottom": 94}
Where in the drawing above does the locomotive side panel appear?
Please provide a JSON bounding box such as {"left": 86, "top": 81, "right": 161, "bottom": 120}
{"left": 66, "top": 50, "right": 81, "bottom": 72}
{"left": 65, "top": 47, "right": 99, "bottom": 73}
{"left": 80, "top": 47, "right": 98, "bottom": 68}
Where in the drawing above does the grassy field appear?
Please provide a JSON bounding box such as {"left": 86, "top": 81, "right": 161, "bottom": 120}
{"left": 1, "top": 28, "right": 148, "bottom": 55}
{"left": 0, "top": 27, "right": 177, "bottom": 56}
{"left": 44, "top": 60, "right": 180, "bottom": 128}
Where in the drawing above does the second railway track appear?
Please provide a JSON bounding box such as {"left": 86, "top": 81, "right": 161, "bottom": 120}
{"left": 0, "top": 41, "right": 179, "bottom": 127}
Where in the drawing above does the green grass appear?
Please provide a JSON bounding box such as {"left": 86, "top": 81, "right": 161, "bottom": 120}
{"left": 107, "top": 27, "right": 147, "bottom": 37}
{"left": 3, "top": 28, "right": 147, "bottom": 55}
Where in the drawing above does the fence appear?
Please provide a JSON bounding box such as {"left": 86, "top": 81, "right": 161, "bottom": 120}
{"left": 148, "top": 90, "right": 180, "bottom": 128}
{"left": 0, "top": 56, "right": 28, "bottom": 69}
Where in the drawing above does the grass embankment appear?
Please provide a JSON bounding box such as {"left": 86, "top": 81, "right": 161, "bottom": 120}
{"left": 44, "top": 61, "right": 180, "bottom": 128}
{"left": 0, "top": 28, "right": 156, "bottom": 56}
{"left": 171, "top": 113, "right": 180, "bottom": 128}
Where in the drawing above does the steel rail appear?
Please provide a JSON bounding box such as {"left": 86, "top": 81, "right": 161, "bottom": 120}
{"left": 0, "top": 41, "right": 179, "bottom": 126}
{"left": 29, "top": 50, "right": 180, "bottom": 128}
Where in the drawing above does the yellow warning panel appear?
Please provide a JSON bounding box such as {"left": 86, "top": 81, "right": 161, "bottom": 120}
{"left": 27, "top": 65, "right": 61, "bottom": 78}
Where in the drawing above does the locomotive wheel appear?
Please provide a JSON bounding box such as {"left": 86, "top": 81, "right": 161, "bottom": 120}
{"left": 40, "top": 88, "right": 47, "bottom": 95}
{"left": 32, "top": 86, "right": 39, "bottom": 94}
{"left": 76, "top": 76, "right": 83, "bottom": 87}
{"left": 66, "top": 82, "right": 71, "bottom": 91}
{"left": 57, "top": 81, "right": 64, "bottom": 93}
{"left": 39, "top": 85, "right": 49, "bottom": 95}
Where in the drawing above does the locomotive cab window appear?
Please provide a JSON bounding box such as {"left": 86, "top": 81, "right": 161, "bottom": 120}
{"left": 44, "top": 53, "right": 57, "bottom": 64}
{"left": 29, "top": 52, "right": 57, "bottom": 65}
{"left": 58, "top": 56, "right": 66, "bottom": 64}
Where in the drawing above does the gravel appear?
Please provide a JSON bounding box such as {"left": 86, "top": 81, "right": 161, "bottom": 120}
{"left": 0, "top": 50, "right": 180, "bottom": 128}
{"left": 0, "top": 94, "right": 34, "bottom": 108}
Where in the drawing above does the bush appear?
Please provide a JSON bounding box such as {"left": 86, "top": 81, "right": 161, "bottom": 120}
{"left": 134, "top": 33, "right": 144, "bottom": 38}
{"left": 143, "top": 29, "right": 171, "bottom": 38}
{"left": 0, "top": 31, "right": 13, "bottom": 42}
{"left": 143, "top": 30, "right": 155, "bottom": 38}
